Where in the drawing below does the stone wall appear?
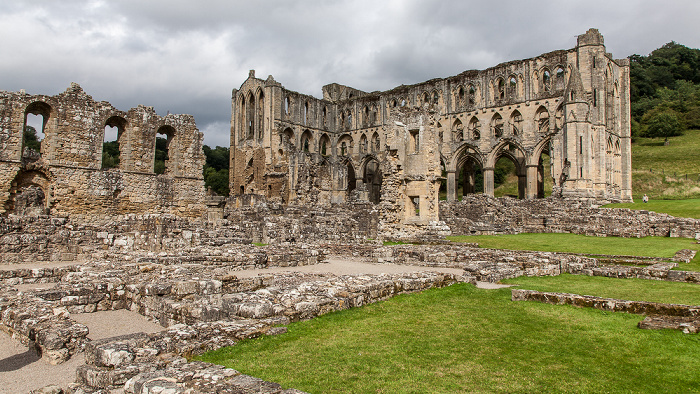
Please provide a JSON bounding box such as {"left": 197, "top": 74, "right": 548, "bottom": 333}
{"left": 440, "top": 195, "right": 700, "bottom": 238}
{"left": 0, "top": 84, "right": 207, "bottom": 220}
{"left": 512, "top": 289, "right": 700, "bottom": 317}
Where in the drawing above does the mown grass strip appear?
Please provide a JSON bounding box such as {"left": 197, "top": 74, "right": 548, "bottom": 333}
{"left": 447, "top": 232, "right": 699, "bottom": 261}
{"left": 198, "top": 284, "right": 700, "bottom": 393}
{"left": 604, "top": 198, "right": 700, "bottom": 219}
{"left": 501, "top": 273, "right": 700, "bottom": 306}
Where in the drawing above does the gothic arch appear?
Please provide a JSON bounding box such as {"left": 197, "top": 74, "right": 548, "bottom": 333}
{"left": 5, "top": 168, "right": 53, "bottom": 216}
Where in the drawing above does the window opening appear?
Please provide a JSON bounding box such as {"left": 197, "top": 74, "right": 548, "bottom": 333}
{"left": 154, "top": 131, "right": 170, "bottom": 174}
{"left": 410, "top": 130, "right": 419, "bottom": 153}
{"left": 102, "top": 117, "right": 124, "bottom": 169}
{"left": 543, "top": 70, "right": 551, "bottom": 92}
{"left": 23, "top": 113, "right": 45, "bottom": 156}
{"left": 410, "top": 196, "right": 420, "bottom": 216}
{"left": 304, "top": 102, "right": 308, "bottom": 125}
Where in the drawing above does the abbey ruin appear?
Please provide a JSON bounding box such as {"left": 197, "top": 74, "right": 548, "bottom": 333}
{"left": 2, "top": 30, "right": 698, "bottom": 394}
{"left": 231, "top": 28, "right": 632, "bottom": 232}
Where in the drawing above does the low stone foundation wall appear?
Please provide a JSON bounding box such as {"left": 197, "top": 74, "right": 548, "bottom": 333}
{"left": 440, "top": 195, "right": 700, "bottom": 238}
{"left": 512, "top": 289, "right": 700, "bottom": 317}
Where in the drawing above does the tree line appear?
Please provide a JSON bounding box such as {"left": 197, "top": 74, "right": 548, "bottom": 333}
{"left": 630, "top": 41, "right": 700, "bottom": 139}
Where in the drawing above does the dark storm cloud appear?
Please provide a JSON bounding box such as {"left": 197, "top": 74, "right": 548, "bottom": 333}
{"left": 1, "top": 0, "right": 699, "bottom": 147}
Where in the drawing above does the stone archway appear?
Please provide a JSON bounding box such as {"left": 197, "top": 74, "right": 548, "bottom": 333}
{"left": 363, "top": 158, "right": 382, "bottom": 204}
{"left": 5, "top": 169, "right": 51, "bottom": 216}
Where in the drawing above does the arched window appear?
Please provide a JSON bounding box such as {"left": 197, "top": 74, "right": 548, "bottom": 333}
{"left": 154, "top": 125, "right": 175, "bottom": 174}
{"left": 510, "top": 111, "right": 523, "bottom": 136}
{"left": 457, "top": 86, "right": 465, "bottom": 107}
{"left": 433, "top": 90, "right": 439, "bottom": 104}
{"left": 468, "top": 117, "right": 480, "bottom": 140}
{"left": 542, "top": 69, "right": 552, "bottom": 92}
{"left": 491, "top": 113, "right": 504, "bottom": 138}
{"left": 360, "top": 134, "right": 368, "bottom": 154}
{"left": 284, "top": 96, "right": 290, "bottom": 115}
{"left": 536, "top": 107, "right": 550, "bottom": 133}
{"left": 246, "top": 92, "right": 255, "bottom": 139}
{"left": 304, "top": 102, "right": 308, "bottom": 125}
{"left": 103, "top": 116, "right": 126, "bottom": 169}
{"left": 452, "top": 119, "right": 464, "bottom": 142}
{"left": 468, "top": 85, "right": 476, "bottom": 106}
{"left": 346, "top": 110, "right": 352, "bottom": 128}
{"left": 257, "top": 91, "right": 264, "bottom": 140}
{"left": 320, "top": 134, "right": 330, "bottom": 156}
{"left": 371, "top": 132, "right": 380, "bottom": 153}
{"left": 23, "top": 101, "right": 51, "bottom": 156}
{"left": 322, "top": 106, "right": 327, "bottom": 128}
{"left": 509, "top": 76, "right": 517, "bottom": 98}
{"left": 497, "top": 78, "right": 505, "bottom": 100}
{"left": 301, "top": 130, "right": 313, "bottom": 153}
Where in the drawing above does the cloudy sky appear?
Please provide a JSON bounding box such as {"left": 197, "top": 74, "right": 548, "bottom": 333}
{"left": 1, "top": 0, "right": 698, "bottom": 147}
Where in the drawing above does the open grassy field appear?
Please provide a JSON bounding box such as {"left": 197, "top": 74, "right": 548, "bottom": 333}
{"left": 604, "top": 198, "right": 700, "bottom": 219}
{"left": 501, "top": 274, "right": 700, "bottom": 305}
{"left": 447, "top": 233, "right": 699, "bottom": 261}
{"left": 198, "top": 284, "right": 700, "bottom": 393}
{"left": 630, "top": 129, "right": 700, "bottom": 199}
{"left": 447, "top": 233, "right": 700, "bottom": 271}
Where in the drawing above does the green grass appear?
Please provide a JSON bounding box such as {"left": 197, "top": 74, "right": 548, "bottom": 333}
{"left": 502, "top": 274, "right": 700, "bottom": 306}
{"left": 448, "top": 232, "right": 698, "bottom": 260}
{"left": 198, "top": 284, "right": 700, "bottom": 393}
{"left": 631, "top": 129, "right": 700, "bottom": 199}
{"left": 604, "top": 198, "right": 700, "bottom": 219}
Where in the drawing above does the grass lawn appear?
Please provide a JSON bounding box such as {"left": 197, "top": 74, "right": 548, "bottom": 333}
{"left": 501, "top": 274, "right": 700, "bottom": 306}
{"left": 198, "top": 284, "right": 700, "bottom": 393}
{"left": 604, "top": 198, "right": 700, "bottom": 219}
{"left": 447, "top": 232, "right": 699, "bottom": 261}
{"left": 630, "top": 130, "right": 700, "bottom": 199}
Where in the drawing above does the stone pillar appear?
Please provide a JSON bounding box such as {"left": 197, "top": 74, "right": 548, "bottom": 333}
{"left": 446, "top": 170, "right": 457, "bottom": 201}
{"left": 483, "top": 167, "right": 495, "bottom": 197}
{"left": 526, "top": 164, "right": 538, "bottom": 199}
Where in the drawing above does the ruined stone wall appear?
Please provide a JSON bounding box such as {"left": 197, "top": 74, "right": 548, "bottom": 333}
{"left": 0, "top": 84, "right": 206, "bottom": 219}
{"left": 440, "top": 195, "right": 700, "bottom": 238}
{"left": 229, "top": 28, "right": 632, "bottom": 218}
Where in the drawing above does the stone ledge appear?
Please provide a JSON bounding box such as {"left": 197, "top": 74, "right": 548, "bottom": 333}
{"left": 512, "top": 289, "right": 700, "bottom": 317}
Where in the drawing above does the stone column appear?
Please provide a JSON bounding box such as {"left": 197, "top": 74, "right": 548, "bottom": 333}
{"left": 483, "top": 167, "right": 495, "bottom": 197}
{"left": 446, "top": 170, "right": 457, "bottom": 201}
{"left": 526, "top": 164, "right": 539, "bottom": 199}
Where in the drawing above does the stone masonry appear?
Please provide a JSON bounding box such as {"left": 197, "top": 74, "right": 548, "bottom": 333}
{"left": 0, "top": 83, "right": 206, "bottom": 220}
{"left": 230, "top": 28, "right": 632, "bottom": 238}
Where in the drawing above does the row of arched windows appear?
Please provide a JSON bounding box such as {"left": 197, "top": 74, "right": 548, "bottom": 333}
{"left": 447, "top": 105, "right": 563, "bottom": 143}
{"left": 280, "top": 127, "right": 381, "bottom": 157}
{"left": 20, "top": 100, "right": 178, "bottom": 174}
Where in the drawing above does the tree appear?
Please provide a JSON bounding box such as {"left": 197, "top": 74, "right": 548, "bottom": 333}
{"left": 102, "top": 140, "right": 120, "bottom": 169}
{"left": 642, "top": 111, "right": 682, "bottom": 140}
{"left": 154, "top": 137, "right": 169, "bottom": 174}
{"left": 23, "top": 125, "right": 41, "bottom": 152}
{"left": 202, "top": 145, "right": 230, "bottom": 196}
